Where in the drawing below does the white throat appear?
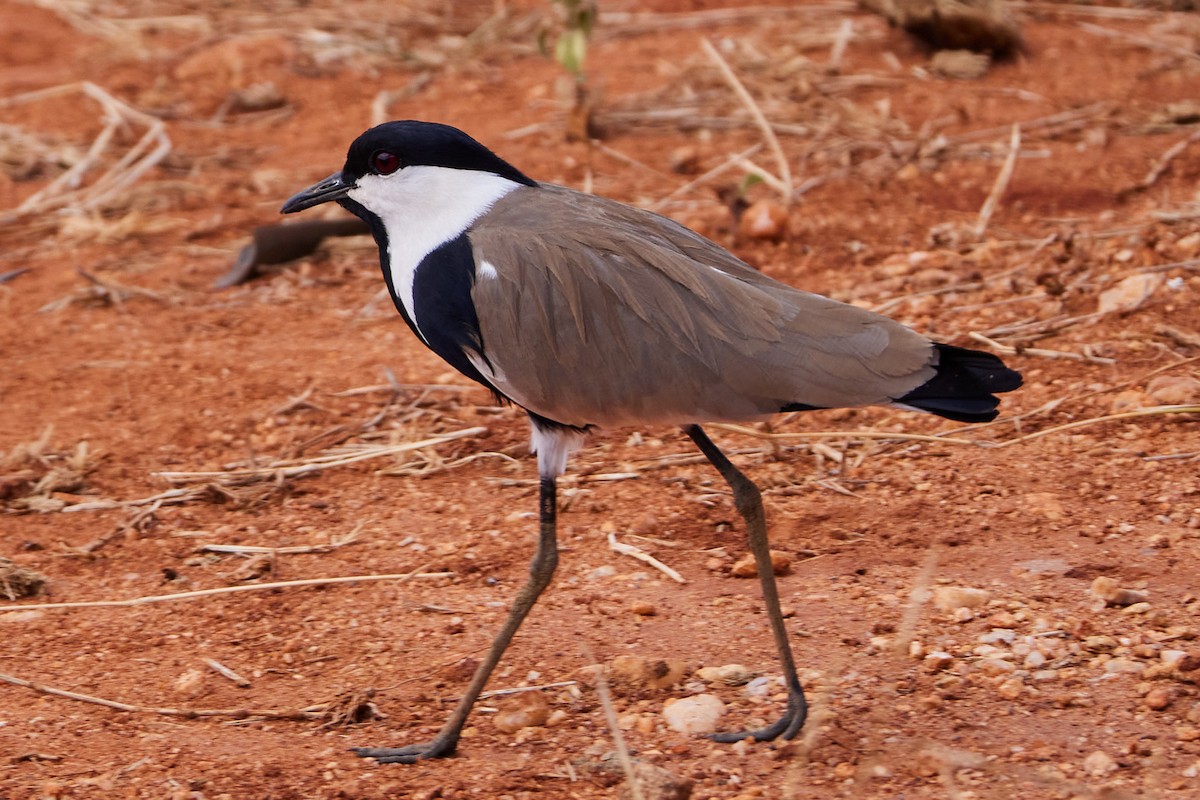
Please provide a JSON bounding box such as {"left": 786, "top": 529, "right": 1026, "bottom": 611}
{"left": 347, "top": 165, "right": 521, "bottom": 340}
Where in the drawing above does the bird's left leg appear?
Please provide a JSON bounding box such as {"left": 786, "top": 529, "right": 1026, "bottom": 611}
{"left": 352, "top": 475, "right": 559, "bottom": 763}
{"left": 684, "top": 424, "right": 808, "bottom": 743}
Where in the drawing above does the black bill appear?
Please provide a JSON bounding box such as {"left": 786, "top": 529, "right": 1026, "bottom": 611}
{"left": 281, "top": 171, "right": 353, "bottom": 214}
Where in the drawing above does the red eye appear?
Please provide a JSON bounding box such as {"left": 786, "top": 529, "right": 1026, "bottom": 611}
{"left": 371, "top": 150, "right": 401, "bottom": 175}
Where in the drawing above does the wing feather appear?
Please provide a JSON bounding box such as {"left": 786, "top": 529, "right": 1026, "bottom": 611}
{"left": 468, "top": 185, "right": 935, "bottom": 427}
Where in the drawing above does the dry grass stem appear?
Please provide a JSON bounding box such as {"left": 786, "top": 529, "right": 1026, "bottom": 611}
{"left": 1128, "top": 128, "right": 1200, "bottom": 195}
{"left": 601, "top": 3, "right": 855, "bottom": 37}
{"left": 378, "top": 450, "right": 520, "bottom": 478}
{"left": 650, "top": 143, "right": 762, "bottom": 211}
{"left": 709, "top": 422, "right": 981, "bottom": 447}
{"left": 1076, "top": 21, "right": 1200, "bottom": 63}
{"left": 40, "top": 267, "right": 169, "bottom": 313}
{"left": 700, "top": 37, "right": 793, "bottom": 204}
{"left": 1156, "top": 324, "right": 1200, "bottom": 349}
{"left": 330, "top": 382, "right": 474, "bottom": 397}
{"left": 581, "top": 642, "right": 644, "bottom": 800}
{"left": 893, "top": 548, "right": 939, "bottom": 658}
{"left": 996, "top": 405, "right": 1200, "bottom": 449}
{"left": 199, "top": 524, "right": 364, "bottom": 556}
{"left": 829, "top": 18, "right": 853, "bottom": 69}
{"left": 156, "top": 426, "right": 488, "bottom": 485}
{"left": 734, "top": 156, "right": 791, "bottom": 196}
{"left": 607, "top": 532, "right": 686, "bottom": 584}
{"left": 1138, "top": 257, "right": 1200, "bottom": 275}
{"left": 476, "top": 680, "right": 578, "bottom": 701}
{"left": 0, "top": 670, "right": 322, "bottom": 721}
{"left": 1020, "top": 2, "right": 1164, "bottom": 20}
{"left": 0, "top": 81, "right": 170, "bottom": 221}
{"left": 0, "top": 567, "right": 452, "bottom": 613}
{"left": 967, "top": 331, "right": 1116, "bottom": 364}
{"left": 947, "top": 103, "right": 1109, "bottom": 147}
{"left": 974, "top": 124, "right": 1021, "bottom": 240}
{"left": 203, "top": 658, "right": 252, "bottom": 688}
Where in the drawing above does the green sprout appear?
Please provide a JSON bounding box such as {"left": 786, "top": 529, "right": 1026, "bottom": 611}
{"left": 540, "top": 0, "right": 599, "bottom": 140}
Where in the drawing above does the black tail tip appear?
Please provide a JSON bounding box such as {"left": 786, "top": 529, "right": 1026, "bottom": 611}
{"left": 897, "top": 344, "right": 1022, "bottom": 423}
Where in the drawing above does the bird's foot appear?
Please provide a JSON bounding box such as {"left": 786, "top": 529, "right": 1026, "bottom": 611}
{"left": 352, "top": 737, "right": 457, "bottom": 764}
{"left": 709, "top": 689, "right": 807, "bottom": 744}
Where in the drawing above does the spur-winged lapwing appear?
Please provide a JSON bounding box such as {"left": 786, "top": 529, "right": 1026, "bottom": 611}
{"left": 282, "top": 120, "right": 1022, "bottom": 763}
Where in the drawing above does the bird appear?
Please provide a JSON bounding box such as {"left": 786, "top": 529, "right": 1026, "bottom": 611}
{"left": 281, "top": 120, "right": 1022, "bottom": 764}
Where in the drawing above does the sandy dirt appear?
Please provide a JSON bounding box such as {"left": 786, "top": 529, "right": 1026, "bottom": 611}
{"left": 2, "top": 1, "right": 1200, "bottom": 798}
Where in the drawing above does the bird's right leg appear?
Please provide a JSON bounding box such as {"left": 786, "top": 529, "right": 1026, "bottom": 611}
{"left": 352, "top": 476, "right": 560, "bottom": 763}
{"left": 684, "top": 424, "right": 808, "bottom": 743}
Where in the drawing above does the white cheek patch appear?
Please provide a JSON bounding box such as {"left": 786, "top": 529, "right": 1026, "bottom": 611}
{"left": 348, "top": 166, "right": 521, "bottom": 339}
{"left": 477, "top": 260, "right": 499, "bottom": 281}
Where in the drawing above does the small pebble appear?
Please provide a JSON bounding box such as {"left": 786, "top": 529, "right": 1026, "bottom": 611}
{"left": 1097, "top": 273, "right": 1161, "bottom": 314}
{"left": 932, "top": 586, "right": 991, "bottom": 612}
{"left": 1104, "top": 658, "right": 1145, "bottom": 675}
{"left": 1090, "top": 576, "right": 1149, "bottom": 607}
{"left": 730, "top": 550, "right": 791, "bottom": 578}
{"left": 492, "top": 691, "right": 550, "bottom": 734}
{"left": 610, "top": 655, "right": 688, "bottom": 690}
{"left": 1145, "top": 686, "right": 1175, "bottom": 711}
{"left": 619, "top": 762, "right": 693, "bottom": 800}
{"left": 1176, "top": 726, "right": 1200, "bottom": 742}
{"left": 630, "top": 601, "right": 658, "bottom": 616}
{"left": 696, "top": 664, "right": 756, "bottom": 686}
{"left": 1082, "top": 750, "right": 1118, "bottom": 777}
{"left": 1146, "top": 375, "right": 1200, "bottom": 405}
{"left": 952, "top": 607, "right": 976, "bottom": 623}
{"left": 1162, "top": 650, "right": 1189, "bottom": 667}
{"left": 977, "top": 658, "right": 1016, "bottom": 676}
{"left": 668, "top": 145, "right": 701, "bottom": 175}
{"left": 738, "top": 199, "right": 788, "bottom": 241}
{"left": 924, "top": 651, "right": 954, "bottom": 672}
{"left": 929, "top": 49, "right": 991, "bottom": 79}
{"left": 1084, "top": 635, "right": 1118, "bottom": 653}
{"left": 173, "top": 668, "right": 206, "bottom": 698}
{"left": 979, "top": 629, "right": 1016, "bottom": 645}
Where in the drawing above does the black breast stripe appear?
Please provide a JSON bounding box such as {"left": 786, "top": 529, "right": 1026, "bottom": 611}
{"left": 411, "top": 234, "right": 503, "bottom": 397}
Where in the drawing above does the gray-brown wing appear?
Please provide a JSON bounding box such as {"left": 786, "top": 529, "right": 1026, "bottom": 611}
{"left": 468, "top": 185, "right": 935, "bottom": 428}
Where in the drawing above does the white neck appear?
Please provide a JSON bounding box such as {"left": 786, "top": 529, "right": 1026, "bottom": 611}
{"left": 347, "top": 165, "right": 521, "bottom": 339}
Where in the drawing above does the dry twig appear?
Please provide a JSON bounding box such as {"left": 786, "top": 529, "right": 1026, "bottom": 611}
{"left": 967, "top": 331, "right": 1115, "bottom": 365}
{"left": 1124, "top": 128, "right": 1200, "bottom": 196}
{"left": 0, "top": 82, "right": 170, "bottom": 221}
{"left": 199, "top": 524, "right": 364, "bottom": 556}
{"left": 156, "top": 426, "right": 488, "bottom": 486}
{"left": 0, "top": 567, "right": 452, "bottom": 613}
{"left": 0, "top": 670, "right": 321, "bottom": 721}
{"left": 974, "top": 124, "right": 1021, "bottom": 240}
{"left": 700, "top": 38, "right": 792, "bottom": 204}
{"left": 203, "top": 658, "right": 252, "bottom": 688}
{"left": 607, "top": 532, "right": 686, "bottom": 584}
{"left": 994, "top": 405, "right": 1200, "bottom": 449}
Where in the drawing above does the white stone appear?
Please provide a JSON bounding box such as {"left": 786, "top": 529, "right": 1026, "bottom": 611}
{"left": 662, "top": 694, "right": 726, "bottom": 735}
{"left": 1082, "top": 750, "right": 1118, "bottom": 777}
